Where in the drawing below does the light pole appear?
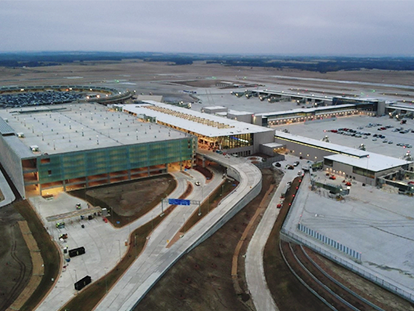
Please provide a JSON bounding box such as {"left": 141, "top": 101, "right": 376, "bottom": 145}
{"left": 160, "top": 197, "right": 165, "bottom": 217}
{"left": 116, "top": 240, "right": 121, "bottom": 263}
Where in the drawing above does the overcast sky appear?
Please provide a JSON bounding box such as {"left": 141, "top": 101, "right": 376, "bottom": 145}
{"left": 0, "top": 0, "right": 413, "bottom": 56}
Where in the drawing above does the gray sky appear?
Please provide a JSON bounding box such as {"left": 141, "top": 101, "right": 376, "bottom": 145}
{"left": 0, "top": 0, "right": 413, "bottom": 56}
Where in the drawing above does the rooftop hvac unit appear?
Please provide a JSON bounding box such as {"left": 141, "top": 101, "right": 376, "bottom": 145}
{"left": 30, "top": 145, "right": 39, "bottom": 152}
{"left": 17, "top": 132, "right": 25, "bottom": 138}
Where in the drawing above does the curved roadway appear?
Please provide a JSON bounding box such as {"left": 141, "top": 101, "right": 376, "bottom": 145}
{"left": 96, "top": 152, "right": 261, "bottom": 310}
{"left": 245, "top": 161, "right": 302, "bottom": 311}
{"left": 33, "top": 169, "right": 205, "bottom": 311}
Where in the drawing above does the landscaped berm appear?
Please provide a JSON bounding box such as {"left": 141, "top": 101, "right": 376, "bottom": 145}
{"left": 73, "top": 175, "right": 177, "bottom": 227}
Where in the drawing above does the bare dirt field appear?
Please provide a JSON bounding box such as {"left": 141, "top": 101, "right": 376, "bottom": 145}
{"left": 0, "top": 199, "right": 60, "bottom": 311}
{"left": 1, "top": 60, "right": 414, "bottom": 95}
{"left": 0, "top": 204, "right": 32, "bottom": 311}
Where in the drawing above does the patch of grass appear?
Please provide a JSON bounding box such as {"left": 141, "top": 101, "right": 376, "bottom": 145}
{"left": 70, "top": 176, "right": 177, "bottom": 228}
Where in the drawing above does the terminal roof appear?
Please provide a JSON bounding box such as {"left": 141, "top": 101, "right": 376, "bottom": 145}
{"left": 120, "top": 101, "right": 272, "bottom": 137}
{"left": 254, "top": 89, "right": 333, "bottom": 101}
{"left": 255, "top": 104, "right": 355, "bottom": 117}
{"left": 275, "top": 130, "right": 369, "bottom": 158}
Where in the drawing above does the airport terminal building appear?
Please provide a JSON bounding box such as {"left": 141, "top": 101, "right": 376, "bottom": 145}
{"left": 0, "top": 103, "right": 196, "bottom": 198}
{"left": 119, "top": 101, "right": 275, "bottom": 156}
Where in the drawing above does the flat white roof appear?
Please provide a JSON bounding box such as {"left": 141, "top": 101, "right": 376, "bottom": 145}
{"left": 0, "top": 103, "right": 189, "bottom": 157}
{"left": 203, "top": 105, "right": 227, "bottom": 110}
{"left": 255, "top": 104, "right": 356, "bottom": 117}
{"left": 254, "top": 89, "right": 333, "bottom": 101}
{"left": 275, "top": 130, "right": 369, "bottom": 157}
{"left": 276, "top": 131, "right": 410, "bottom": 171}
{"left": 228, "top": 109, "right": 253, "bottom": 115}
{"left": 120, "top": 101, "right": 273, "bottom": 137}
{"left": 325, "top": 153, "right": 410, "bottom": 172}
{"left": 262, "top": 142, "right": 284, "bottom": 148}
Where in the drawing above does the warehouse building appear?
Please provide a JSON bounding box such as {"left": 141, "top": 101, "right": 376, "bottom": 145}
{"left": 0, "top": 103, "right": 196, "bottom": 198}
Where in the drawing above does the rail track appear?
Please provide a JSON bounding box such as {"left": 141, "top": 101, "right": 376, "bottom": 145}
{"left": 280, "top": 240, "right": 385, "bottom": 311}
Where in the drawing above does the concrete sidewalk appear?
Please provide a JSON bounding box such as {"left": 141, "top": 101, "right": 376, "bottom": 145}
{"left": 0, "top": 170, "right": 15, "bottom": 208}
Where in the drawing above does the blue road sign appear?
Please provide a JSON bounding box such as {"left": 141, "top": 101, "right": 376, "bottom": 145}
{"left": 168, "top": 199, "right": 190, "bottom": 206}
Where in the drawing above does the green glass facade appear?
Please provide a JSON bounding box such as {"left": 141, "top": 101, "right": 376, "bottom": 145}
{"left": 37, "top": 138, "right": 195, "bottom": 184}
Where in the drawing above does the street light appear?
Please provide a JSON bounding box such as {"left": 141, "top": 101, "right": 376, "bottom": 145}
{"left": 160, "top": 197, "right": 165, "bottom": 217}
{"left": 116, "top": 240, "right": 121, "bottom": 263}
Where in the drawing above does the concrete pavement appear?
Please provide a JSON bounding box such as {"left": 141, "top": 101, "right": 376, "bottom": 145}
{"left": 245, "top": 158, "right": 303, "bottom": 311}
{"left": 33, "top": 170, "right": 200, "bottom": 311}
{"left": 96, "top": 154, "right": 262, "bottom": 310}
{"left": 283, "top": 169, "right": 414, "bottom": 303}
{"left": 0, "top": 170, "right": 15, "bottom": 207}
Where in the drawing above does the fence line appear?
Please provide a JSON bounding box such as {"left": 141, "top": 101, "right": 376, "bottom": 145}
{"left": 281, "top": 228, "right": 414, "bottom": 304}
{"left": 297, "top": 223, "right": 361, "bottom": 262}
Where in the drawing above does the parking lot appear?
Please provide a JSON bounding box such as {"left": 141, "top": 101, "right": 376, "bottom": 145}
{"left": 280, "top": 115, "right": 414, "bottom": 159}
{"left": 0, "top": 91, "right": 83, "bottom": 108}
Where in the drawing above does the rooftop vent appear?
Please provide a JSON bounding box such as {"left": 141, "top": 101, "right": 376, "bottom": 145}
{"left": 30, "top": 145, "right": 39, "bottom": 152}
